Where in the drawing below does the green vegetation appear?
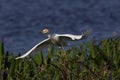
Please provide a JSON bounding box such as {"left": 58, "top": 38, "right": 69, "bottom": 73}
{"left": 0, "top": 37, "right": 120, "bottom": 80}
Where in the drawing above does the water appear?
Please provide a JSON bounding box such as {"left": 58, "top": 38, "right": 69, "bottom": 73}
{"left": 0, "top": 0, "right": 120, "bottom": 54}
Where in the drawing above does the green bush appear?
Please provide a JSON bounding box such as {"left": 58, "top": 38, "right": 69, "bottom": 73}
{"left": 0, "top": 36, "right": 120, "bottom": 80}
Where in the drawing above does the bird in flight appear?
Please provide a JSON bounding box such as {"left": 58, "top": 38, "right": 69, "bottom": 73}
{"left": 15, "top": 28, "right": 91, "bottom": 59}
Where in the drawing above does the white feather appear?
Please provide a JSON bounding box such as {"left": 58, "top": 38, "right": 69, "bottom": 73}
{"left": 15, "top": 38, "right": 51, "bottom": 59}
{"left": 54, "top": 34, "right": 83, "bottom": 40}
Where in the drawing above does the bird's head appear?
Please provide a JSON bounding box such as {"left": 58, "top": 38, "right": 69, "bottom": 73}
{"left": 40, "top": 28, "right": 51, "bottom": 37}
{"left": 40, "top": 28, "right": 50, "bottom": 34}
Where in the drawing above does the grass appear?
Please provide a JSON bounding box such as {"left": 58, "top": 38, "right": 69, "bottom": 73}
{"left": 0, "top": 36, "right": 120, "bottom": 80}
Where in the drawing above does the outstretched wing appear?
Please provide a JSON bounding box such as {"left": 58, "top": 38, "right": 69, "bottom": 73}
{"left": 15, "top": 38, "right": 52, "bottom": 59}
{"left": 56, "top": 34, "right": 83, "bottom": 41}
{"left": 55, "top": 29, "right": 91, "bottom": 41}
{"left": 81, "top": 29, "right": 91, "bottom": 39}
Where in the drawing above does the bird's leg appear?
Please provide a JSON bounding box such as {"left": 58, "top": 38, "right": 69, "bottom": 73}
{"left": 60, "top": 43, "right": 66, "bottom": 57}
{"left": 61, "top": 43, "right": 64, "bottom": 50}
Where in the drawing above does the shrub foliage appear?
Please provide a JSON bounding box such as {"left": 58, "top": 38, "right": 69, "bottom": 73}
{"left": 0, "top": 37, "right": 120, "bottom": 80}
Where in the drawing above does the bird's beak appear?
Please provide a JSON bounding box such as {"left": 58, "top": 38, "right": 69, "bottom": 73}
{"left": 40, "top": 30, "right": 43, "bottom": 34}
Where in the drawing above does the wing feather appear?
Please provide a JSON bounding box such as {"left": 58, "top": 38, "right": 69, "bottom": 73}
{"left": 55, "top": 34, "right": 83, "bottom": 41}
{"left": 15, "top": 38, "right": 52, "bottom": 59}
{"left": 55, "top": 30, "right": 91, "bottom": 41}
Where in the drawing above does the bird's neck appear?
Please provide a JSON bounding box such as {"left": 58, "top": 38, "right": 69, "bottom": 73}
{"left": 47, "top": 33, "right": 52, "bottom": 38}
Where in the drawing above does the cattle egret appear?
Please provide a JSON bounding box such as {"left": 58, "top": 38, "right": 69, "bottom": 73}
{"left": 15, "top": 29, "right": 90, "bottom": 59}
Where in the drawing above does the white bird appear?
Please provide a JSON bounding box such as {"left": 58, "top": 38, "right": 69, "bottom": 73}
{"left": 15, "top": 28, "right": 90, "bottom": 59}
